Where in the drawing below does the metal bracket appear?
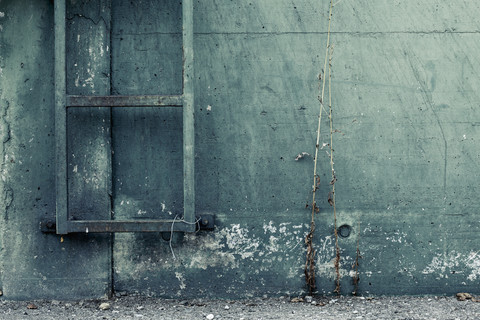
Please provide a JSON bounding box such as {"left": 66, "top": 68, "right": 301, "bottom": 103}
{"left": 41, "top": 220, "right": 57, "bottom": 233}
{"left": 197, "top": 213, "right": 215, "bottom": 231}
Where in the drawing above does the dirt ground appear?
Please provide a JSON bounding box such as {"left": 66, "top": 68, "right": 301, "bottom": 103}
{"left": 1, "top": 295, "right": 479, "bottom": 319}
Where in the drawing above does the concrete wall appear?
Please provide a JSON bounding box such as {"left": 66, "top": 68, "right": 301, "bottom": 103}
{"left": 0, "top": 0, "right": 479, "bottom": 299}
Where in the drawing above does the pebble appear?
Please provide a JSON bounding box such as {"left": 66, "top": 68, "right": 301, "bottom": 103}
{"left": 99, "top": 302, "right": 110, "bottom": 310}
{"left": 305, "top": 296, "right": 313, "bottom": 303}
{"left": 206, "top": 314, "right": 214, "bottom": 320}
{"left": 224, "top": 305, "right": 230, "bottom": 310}
{"left": 27, "top": 303, "right": 37, "bottom": 310}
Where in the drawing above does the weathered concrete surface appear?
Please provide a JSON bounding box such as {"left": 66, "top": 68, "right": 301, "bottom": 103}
{"left": 0, "top": 0, "right": 111, "bottom": 299}
{"left": 0, "top": 0, "right": 479, "bottom": 299}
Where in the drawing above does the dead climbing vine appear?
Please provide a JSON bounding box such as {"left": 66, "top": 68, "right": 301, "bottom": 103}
{"left": 352, "top": 220, "right": 361, "bottom": 296}
{"left": 327, "top": 45, "right": 341, "bottom": 295}
{"left": 305, "top": 0, "right": 334, "bottom": 296}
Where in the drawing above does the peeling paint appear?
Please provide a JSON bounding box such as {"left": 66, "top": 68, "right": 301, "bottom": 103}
{"left": 263, "top": 221, "right": 277, "bottom": 234}
{"left": 174, "top": 272, "right": 186, "bottom": 290}
{"left": 225, "top": 224, "right": 260, "bottom": 259}
{"left": 465, "top": 252, "right": 480, "bottom": 281}
{"left": 385, "top": 231, "right": 408, "bottom": 243}
{"left": 422, "top": 251, "right": 480, "bottom": 281}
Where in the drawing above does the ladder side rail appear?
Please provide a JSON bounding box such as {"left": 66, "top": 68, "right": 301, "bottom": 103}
{"left": 55, "top": 0, "right": 68, "bottom": 234}
{"left": 182, "top": 0, "right": 195, "bottom": 231}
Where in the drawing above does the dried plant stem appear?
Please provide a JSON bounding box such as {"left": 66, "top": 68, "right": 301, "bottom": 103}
{"left": 328, "top": 46, "right": 341, "bottom": 295}
{"left": 305, "top": 0, "right": 334, "bottom": 296}
{"left": 352, "top": 220, "right": 361, "bottom": 296}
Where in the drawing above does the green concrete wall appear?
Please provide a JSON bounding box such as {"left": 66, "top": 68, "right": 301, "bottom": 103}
{"left": 0, "top": 0, "right": 479, "bottom": 299}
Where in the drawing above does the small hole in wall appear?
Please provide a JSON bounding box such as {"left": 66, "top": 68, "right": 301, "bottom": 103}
{"left": 338, "top": 224, "right": 352, "bottom": 238}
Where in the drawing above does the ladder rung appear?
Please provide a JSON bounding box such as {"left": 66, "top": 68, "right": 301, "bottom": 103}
{"left": 67, "top": 219, "right": 195, "bottom": 233}
{"left": 66, "top": 95, "right": 184, "bottom": 107}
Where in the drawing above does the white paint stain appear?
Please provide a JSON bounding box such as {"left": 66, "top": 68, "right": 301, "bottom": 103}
{"left": 263, "top": 221, "right": 277, "bottom": 234}
{"left": 116, "top": 222, "right": 309, "bottom": 294}
{"left": 465, "top": 251, "right": 480, "bottom": 281}
{"left": 225, "top": 224, "right": 260, "bottom": 259}
{"left": 265, "top": 235, "right": 279, "bottom": 253}
{"left": 206, "top": 105, "right": 212, "bottom": 111}
{"left": 422, "top": 251, "right": 480, "bottom": 281}
{"left": 314, "top": 236, "right": 356, "bottom": 280}
{"left": 385, "top": 231, "right": 407, "bottom": 243}
{"left": 73, "top": 165, "right": 78, "bottom": 173}
{"left": 0, "top": 12, "right": 5, "bottom": 18}
{"left": 83, "top": 67, "right": 95, "bottom": 88}
{"left": 175, "top": 272, "right": 186, "bottom": 290}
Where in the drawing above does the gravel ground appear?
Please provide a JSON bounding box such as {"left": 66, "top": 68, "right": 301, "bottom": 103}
{"left": 1, "top": 295, "right": 479, "bottom": 319}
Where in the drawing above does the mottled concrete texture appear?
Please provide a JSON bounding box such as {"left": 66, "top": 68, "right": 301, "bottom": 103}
{"left": 0, "top": 0, "right": 479, "bottom": 299}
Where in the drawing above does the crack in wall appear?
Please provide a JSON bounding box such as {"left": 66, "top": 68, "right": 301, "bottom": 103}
{"left": 407, "top": 53, "right": 448, "bottom": 198}
{"left": 66, "top": 13, "right": 109, "bottom": 30}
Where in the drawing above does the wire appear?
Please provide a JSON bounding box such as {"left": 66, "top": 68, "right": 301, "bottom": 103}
{"left": 169, "top": 215, "right": 201, "bottom": 260}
